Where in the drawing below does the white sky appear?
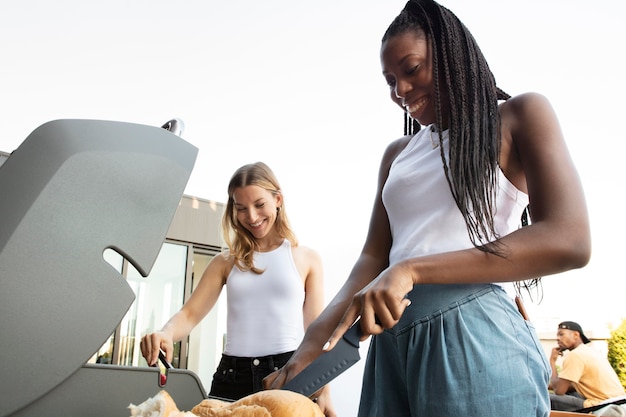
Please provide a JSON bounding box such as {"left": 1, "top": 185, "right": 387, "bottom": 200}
{"left": 2, "top": 0, "right": 625, "bottom": 414}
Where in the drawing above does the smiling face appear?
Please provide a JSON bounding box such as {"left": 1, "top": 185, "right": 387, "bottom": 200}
{"left": 381, "top": 30, "right": 445, "bottom": 127}
{"left": 232, "top": 185, "right": 282, "bottom": 243}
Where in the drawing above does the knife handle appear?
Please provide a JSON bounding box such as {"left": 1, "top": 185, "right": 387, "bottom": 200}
{"left": 158, "top": 349, "right": 173, "bottom": 369}
{"left": 342, "top": 319, "right": 362, "bottom": 348}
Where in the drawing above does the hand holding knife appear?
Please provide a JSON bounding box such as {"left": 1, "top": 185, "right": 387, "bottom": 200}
{"left": 282, "top": 319, "right": 364, "bottom": 398}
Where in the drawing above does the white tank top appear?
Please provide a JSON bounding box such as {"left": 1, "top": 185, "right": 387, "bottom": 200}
{"left": 382, "top": 126, "right": 529, "bottom": 268}
{"left": 223, "top": 239, "right": 305, "bottom": 357}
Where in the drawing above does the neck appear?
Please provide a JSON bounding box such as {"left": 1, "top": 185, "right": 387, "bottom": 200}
{"left": 256, "top": 237, "right": 284, "bottom": 252}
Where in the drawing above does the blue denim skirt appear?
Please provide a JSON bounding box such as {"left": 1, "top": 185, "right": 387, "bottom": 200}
{"left": 358, "top": 284, "right": 550, "bottom": 417}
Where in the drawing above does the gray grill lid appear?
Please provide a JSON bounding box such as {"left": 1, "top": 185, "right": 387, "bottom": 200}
{"left": 0, "top": 119, "right": 198, "bottom": 416}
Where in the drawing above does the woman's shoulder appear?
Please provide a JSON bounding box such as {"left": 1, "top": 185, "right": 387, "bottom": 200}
{"left": 500, "top": 91, "right": 562, "bottom": 142}
{"left": 498, "top": 91, "right": 564, "bottom": 189}
{"left": 214, "top": 250, "right": 233, "bottom": 261}
{"left": 380, "top": 134, "right": 413, "bottom": 168}
{"left": 384, "top": 134, "right": 413, "bottom": 157}
{"left": 291, "top": 244, "right": 321, "bottom": 260}
{"left": 500, "top": 92, "right": 556, "bottom": 126}
{"left": 503, "top": 91, "right": 548, "bottom": 104}
{"left": 210, "top": 251, "right": 236, "bottom": 272}
{"left": 291, "top": 244, "right": 322, "bottom": 269}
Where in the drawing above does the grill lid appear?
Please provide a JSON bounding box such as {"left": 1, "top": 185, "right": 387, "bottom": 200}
{"left": 0, "top": 119, "right": 198, "bottom": 416}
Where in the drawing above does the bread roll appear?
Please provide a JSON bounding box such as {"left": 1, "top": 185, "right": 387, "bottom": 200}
{"left": 129, "top": 389, "right": 322, "bottom": 417}
{"left": 128, "top": 390, "right": 196, "bottom": 417}
{"left": 192, "top": 390, "right": 324, "bottom": 417}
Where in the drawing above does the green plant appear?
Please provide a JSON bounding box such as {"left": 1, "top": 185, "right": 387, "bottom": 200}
{"left": 607, "top": 319, "right": 626, "bottom": 390}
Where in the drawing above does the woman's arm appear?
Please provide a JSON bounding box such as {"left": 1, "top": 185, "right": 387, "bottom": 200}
{"left": 264, "top": 136, "right": 410, "bottom": 392}
{"left": 140, "top": 252, "right": 231, "bottom": 366}
{"left": 294, "top": 246, "right": 325, "bottom": 330}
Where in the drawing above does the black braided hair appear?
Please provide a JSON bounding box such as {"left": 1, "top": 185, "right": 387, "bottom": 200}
{"left": 384, "top": 0, "right": 510, "bottom": 254}
{"left": 404, "top": 110, "right": 421, "bottom": 136}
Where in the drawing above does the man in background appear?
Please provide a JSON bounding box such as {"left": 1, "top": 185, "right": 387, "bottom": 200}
{"left": 549, "top": 321, "right": 625, "bottom": 411}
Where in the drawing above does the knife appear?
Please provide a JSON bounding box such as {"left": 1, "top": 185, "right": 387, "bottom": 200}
{"left": 282, "top": 319, "right": 363, "bottom": 398}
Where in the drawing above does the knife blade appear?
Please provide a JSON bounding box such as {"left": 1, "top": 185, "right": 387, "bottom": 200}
{"left": 282, "top": 319, "right": 363, "bottom": 398}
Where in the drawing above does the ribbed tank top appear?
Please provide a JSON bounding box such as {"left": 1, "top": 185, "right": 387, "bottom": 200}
{"left": 382, "top": 126, "right": 529, "bottom": 267}
{"left": 223, "top": 239, "right": 305, "bottom": 357}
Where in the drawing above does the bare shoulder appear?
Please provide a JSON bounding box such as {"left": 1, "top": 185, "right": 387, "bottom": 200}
{"left": 501, "top": 91, "right": 552, "bottom": 110}
{"left": 292, "top": 245, "right": 322, "bottom": 265}
{"left": 213, "top": 251, "right": 234, "bottom": 265}
{"left": 291, "top": 245, "right": 323, "bottom": 282}
{"left": 500, "top": 92, "right": 559, "bottom": 133}
{"left": 382, "top": 135, "right": 413, "bottom": 164}
{"left": 207, "top": 251, "right": 235, "bottom": 277}
{"left": 498, "top": 92, "right": 565, "bottom": 192}
{"left": 500, "top": 92, "right": 564, "bottom": 156}
{"left": 376, "top": 134, "right": 413, "bottom": 183}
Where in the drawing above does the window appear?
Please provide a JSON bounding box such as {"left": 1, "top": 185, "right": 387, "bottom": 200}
{"left": 90, "top": 242, "right": 189, "bottom": 367}
{"left": 120, "top": 242, "right": 188, "bottom": 367}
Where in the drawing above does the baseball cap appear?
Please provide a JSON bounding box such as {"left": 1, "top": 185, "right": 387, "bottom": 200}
{"left": 558, "top": 321, "right": 590, "bottom": 344}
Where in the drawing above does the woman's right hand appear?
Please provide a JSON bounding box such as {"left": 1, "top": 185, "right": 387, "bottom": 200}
{"left": 140, "top": 331, "right": 173, "bottom": 367}
{"left": 264, "top": 362, "right": 337, "bottom": 417}
{"left": 263, "top": 351, "right": 314, "bottom": 390}
{"left": 263, "top": 345, "right": 338, "bottom": 417}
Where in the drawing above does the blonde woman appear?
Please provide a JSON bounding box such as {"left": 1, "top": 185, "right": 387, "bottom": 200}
{"left": 141, "top": 162, "right": 327, "bottom": 406}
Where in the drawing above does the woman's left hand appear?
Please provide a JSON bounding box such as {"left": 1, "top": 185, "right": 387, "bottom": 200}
{"left": 324, "top": 263, "right": 414, "bottom": 350}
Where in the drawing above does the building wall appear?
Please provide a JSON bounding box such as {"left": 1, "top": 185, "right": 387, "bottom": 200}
{"left": 167, "top": 195, "right": 224, "bottom": 248}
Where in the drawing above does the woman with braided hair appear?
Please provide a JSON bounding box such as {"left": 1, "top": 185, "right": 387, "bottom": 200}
{"left": 266, "top": 0, "right": 590, "bottom": 416}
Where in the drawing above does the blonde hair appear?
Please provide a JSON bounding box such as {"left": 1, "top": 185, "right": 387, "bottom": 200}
{"left": 222, "top": 162, "right": 298, "bottom": 274}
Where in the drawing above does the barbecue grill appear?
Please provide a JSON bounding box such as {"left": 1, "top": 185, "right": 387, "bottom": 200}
{"left": 0, "top": 119, "right": 209, "bottom": 416}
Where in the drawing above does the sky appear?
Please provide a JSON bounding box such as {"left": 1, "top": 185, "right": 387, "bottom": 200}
{"left": 2, "top": 0, "right": 625, "bottom": 414}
